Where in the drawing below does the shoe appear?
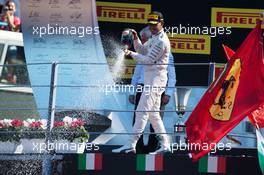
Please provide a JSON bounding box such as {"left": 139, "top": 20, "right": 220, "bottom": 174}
{"left": 112, "top": 144, "right": 136, "bottom": 153}
{"left": 149, "top": 145, "right": 171, "bottom": 154}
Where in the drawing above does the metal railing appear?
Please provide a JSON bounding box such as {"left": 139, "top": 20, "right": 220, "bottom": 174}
{"left": 0, "top": 62, "right": 256, "bottom": 139}
{"left": 0, "top": 62, "right": 254, "bottom": 136}
{"left": 0, "top": 61, "right": 210, "bottom": 138}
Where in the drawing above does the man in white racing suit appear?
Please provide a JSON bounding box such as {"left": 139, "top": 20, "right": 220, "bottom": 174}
{"left": 129, "top": 26, "right": 176, "bottom": 153}
{"left": 112, "top": 11, "right": 171, "bottom": 154}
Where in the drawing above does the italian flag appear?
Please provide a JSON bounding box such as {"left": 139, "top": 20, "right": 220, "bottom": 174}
{"left": 198, "top": 156, "right": 226, "bottom": 173}
{"left": 256, "top": 129, "right": 264, "bottom": 174}
{"left": 136, "top": 154, "right": 163, "bottom": 171}
{"left": 78, "top": 153, "right": 103, "bottom": 171}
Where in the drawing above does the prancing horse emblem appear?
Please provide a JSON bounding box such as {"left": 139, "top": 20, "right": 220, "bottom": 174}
{"left": 210, "top": 59, "right": 241, "bottom": 121}
{"left": 214, "top": 76, "right": 236, "bottom": 109}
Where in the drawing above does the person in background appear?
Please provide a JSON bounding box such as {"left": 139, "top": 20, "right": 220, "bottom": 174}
{"left": 128, "top": 26, "right": 176, "bottom": 153}
{"left": 0, "top": 57, "right": 17, "bottom": 84}
{"left": 0, "top": 0, "right": 20, "bottom": 32}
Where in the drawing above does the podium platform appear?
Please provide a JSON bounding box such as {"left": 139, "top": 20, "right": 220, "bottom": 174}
{"left": 64, "top": 145, "right": 262, "bottom": 175}
{"left": 0, "top": 145, "right": 262, "bottom": 175}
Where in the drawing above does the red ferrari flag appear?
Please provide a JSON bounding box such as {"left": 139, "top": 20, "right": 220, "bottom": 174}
{"left": 222, "top": 45, "right": 264, "bottom": 129}
{"left": 186, "top": 22, "right": 264, "bottom": 161}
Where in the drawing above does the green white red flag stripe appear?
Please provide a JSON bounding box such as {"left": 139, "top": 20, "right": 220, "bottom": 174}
{"left": 136, "top": 154, "right": 163, "bottom": 171}
{"left": 198, "top": 156, "right": 226, "bottom": 173}
{"left": 78, "top": 153, "right": 102, "bottom": 170}
{"left": 256, "top": 129, "right": 264, "bottom": 174}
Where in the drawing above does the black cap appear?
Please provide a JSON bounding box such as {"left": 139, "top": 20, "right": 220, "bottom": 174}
{"left": 147, "top": 11, "right": 164, "bottom": 24}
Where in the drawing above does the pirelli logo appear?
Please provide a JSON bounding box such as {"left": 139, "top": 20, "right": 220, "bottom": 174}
{"left": 169, "top": 34, "right": 211, "bottom": 55}
{"left": 96, "top": 1, "right": 151, "bottom": 23}
{"left": 212, "top": 8, "right": 264, "bottom": 28}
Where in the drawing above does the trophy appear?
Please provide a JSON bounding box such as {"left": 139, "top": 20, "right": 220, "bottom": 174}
{"left": 174, "top": 87, "right": 192, "bottom": 144}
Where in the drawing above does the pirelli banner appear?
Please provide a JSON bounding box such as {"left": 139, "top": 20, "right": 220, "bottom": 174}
{"left": 169, "top": 34, "right": 211, "bottom": 55}
{"left": 96, "top": 1, "right": 151, "bottom": 23}
{"left": 212, "top": 7, "right": 264, "bottom": 29}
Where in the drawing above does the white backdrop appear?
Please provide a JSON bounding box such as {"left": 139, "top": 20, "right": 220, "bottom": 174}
{"left": 20, "top": 0, "right": 134, "bottom": 144}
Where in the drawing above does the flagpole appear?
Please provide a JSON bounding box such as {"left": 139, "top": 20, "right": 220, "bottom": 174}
{"left": 256, "top": 124, "right": 260, "bottom": 130}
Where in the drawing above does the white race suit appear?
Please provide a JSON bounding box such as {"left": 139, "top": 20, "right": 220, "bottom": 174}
{"left": 129, "top": 29, "right": 171, "bottom": 149}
